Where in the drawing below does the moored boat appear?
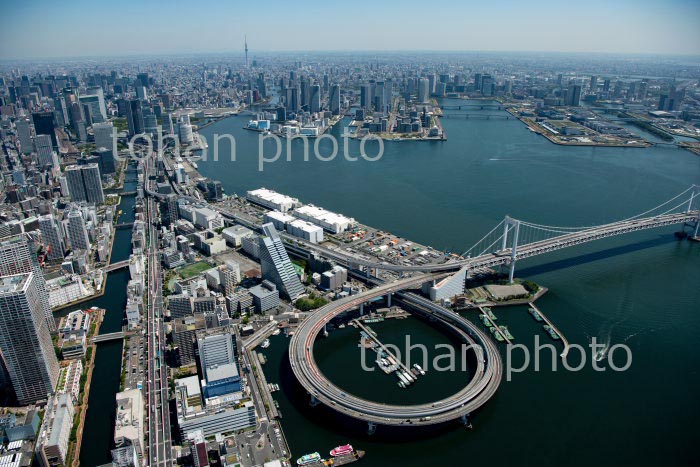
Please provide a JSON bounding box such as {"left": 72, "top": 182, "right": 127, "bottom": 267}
{"left": 297, "top": 452, "right": 322, "bottom": 466}
{"left": 330, "top": 444, "right": 354, "bottom": 457}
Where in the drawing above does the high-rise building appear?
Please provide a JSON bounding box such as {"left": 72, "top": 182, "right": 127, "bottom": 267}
{"left": 163, "top": 113, "right": 174, "bottom": 134}
{"left": 66, "top": 207, "right": 90, "bottom": 251}
{"left": 35, "top": 134, "right": 57, "bottom": 168}
{"left": 309, "top": 84, "right": 321, "bottom": 113}
{"left": 197, "top": 331, "right": 241, "bottom": 398}
{"left": 480, "top": 75, "right": 494, "bottom": 96}
{"left": 360, "top": 84, "right": 371, "bottom": 109}
{"left": 93, "top": 121, "right": 117, "bottom": 155}
{"left": 567, "top": 84, "right": 582, "bottom": 107}
{"left": 125, "top": 99, "right": 145, "bottom": 136}
{"left": 64, "top": 164, "right": 104, "bottom": 204}
{"left": 0, "top": 235, "right": 56, "bottom": 331}
{"left": 79, "top": 94, "right": 105, "bottom": 123}
{"left": 220, "top": 261, "right": 241, "bottom": 296}
{"left": 418, "top": 78, "right": 430, "bottom": 104}
{"left": 374, "top": 81, "right": 386, "bottom": 113}
{"left": 38, "top": 215, "right": 65, "bottom": 261}
{"left": 259, "top": 223, "right": 304, "bottom": 300}
{"left": 589, "top": 75, "right": 598, "bottom": 92}
{"left": 329, "top": 84, "right": 341, "bottom": 115}
{"left": 94, "top": 147, "right": 116, "bottom": 175}
{"left": 161, "top": 194, "right": 179, "bottom": 226}
{"left": 32, "top": 111, "right": 57, "bottom": 148}
{"left": 16, "top": 118, "right": 33, "bottom": 154}
{"left": 0, "top": 273, "right": 60, "bottom": 404}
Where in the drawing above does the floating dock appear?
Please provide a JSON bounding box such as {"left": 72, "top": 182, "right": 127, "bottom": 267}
{"left": 354, "top": 320, "right": 419, "bottom": 387}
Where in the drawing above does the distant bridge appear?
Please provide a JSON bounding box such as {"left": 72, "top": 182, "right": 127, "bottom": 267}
{"left": 442, "top": 104, "right": 504, "bottom": 110}
{"left": 441, "top": 114, "right": 514, "bottom": 120}
{"left": 115, "top": 222, "right": 135, "bottom": 229}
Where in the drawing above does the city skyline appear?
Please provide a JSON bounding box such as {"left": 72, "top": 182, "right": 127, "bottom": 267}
{"left": 1, "top": 0, "right": 699, "bottom": 59}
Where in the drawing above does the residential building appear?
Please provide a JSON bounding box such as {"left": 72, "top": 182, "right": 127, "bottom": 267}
{"left": 0, "top": 273, "right": 59, "bottom": 404}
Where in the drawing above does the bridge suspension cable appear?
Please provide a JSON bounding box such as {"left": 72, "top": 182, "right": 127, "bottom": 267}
{"left": 517, "top": 185, "right": 699, "bottom": 232}
{"left": 461, "top": 219, "right": 505, "bottom": 258}
{"left": 458, "top": 185, "right": 699, "bottom": 258}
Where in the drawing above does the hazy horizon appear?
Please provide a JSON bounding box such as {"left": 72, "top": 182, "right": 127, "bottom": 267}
{"left": 1, "top": 0, "right": 699, "bottom": 59}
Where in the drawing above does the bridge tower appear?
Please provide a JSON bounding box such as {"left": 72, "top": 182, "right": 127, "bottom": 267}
{"left": 685, "top": 187, "right": 700, "bottom": 238}
{"left": 501, "top": 216, "right": 521, "bottom": 283}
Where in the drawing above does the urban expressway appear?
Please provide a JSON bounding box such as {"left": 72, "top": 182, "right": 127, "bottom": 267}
{"left": 288, "top": 273, "right": 503, "bottom": 427}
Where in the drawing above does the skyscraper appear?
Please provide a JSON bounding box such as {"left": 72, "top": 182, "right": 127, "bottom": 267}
{"left": 64, "top": 164, "right": 105, "bottom": 204}
{"left": 360, "top": 84, "right": 371, "bottom": 109}
{"left": 15, "top": 118, "right": 33, "bottom": 155}
{"left": 125, "top": 99, "right": 145, "bottom": 136}
{"left": 93, "top": 121, "right": 117, "bottom": 155}
{"left": 32, "top": 111, "right": 57, "bottom": 148}
{"left": 418, "top": 78, "right": 430, "bottom": 104}
{"left": 329, "top": 84, "right": 341, "bottom": 115}
{"left": 66, "top": 207, "right": 90, "bottom": 251}
{"left": 0, "top": 272, "right": 60, "bottom": 404}
{"left": 259, "top": 223, "right": 304, "bottom": 300}
{"left": 35, "top": 134, "right": 57, "bottom": 168}
{"left": 310, "top": 84, "right": 321, "bottom": 113}
{"left": 567, "top": 84, "right": 582, "bottom": 107}
{"left": 160, "top": 194, "right": 179, "bottom": 226}
{"left": 0, "top": 234, "right": 56, "bottom": 331}
{"left": 374, "top": 81, "right": 386, "bottom": 113}
{"left": 38, "top": 215, "right": 65, "bottom": 261}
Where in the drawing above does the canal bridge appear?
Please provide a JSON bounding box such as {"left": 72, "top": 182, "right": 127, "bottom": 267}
{"left": 101, "top": 259, "right": 130, "bottom": 272}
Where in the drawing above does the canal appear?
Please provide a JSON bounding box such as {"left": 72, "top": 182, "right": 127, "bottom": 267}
{"left": 56, "top": 164, "right": 138, "bottom": 467}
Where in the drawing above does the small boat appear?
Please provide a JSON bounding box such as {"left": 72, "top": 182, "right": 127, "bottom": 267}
{"left": 543, "top": 324, "right": 560, "bottom": 340}
{"left": 330, "top": 444, "right": 354, "bottom": 457}
{"left": 594, "top": 345, "right": 608, "bottom": 362}
{"left": 490, "top": 326, "right": 505, "bottom": 342}
{"left": 499, "top": 325, "right": 514, "bottom": 340}
{"left": 297, "top": 452, "right": 322, "bottom": 466}
{"left": 528, "top": 307, "right": 543, "bottom": 322}
{"left": 272, "top": 329, "right": 281, "bottom": 336}
{"left": 260, "top": 339, "right": 270, "bottom": 349}
{"left": 413, "top": 363, "right": 426, "bottom": 375}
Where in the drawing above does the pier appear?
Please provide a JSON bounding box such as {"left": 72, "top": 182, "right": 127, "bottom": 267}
{"left": 353, "top": 319, "right": 416, "bottom": 385}
{"left": 251, "top": 351, "right": 280, "bottom": 419}
{"left": 528, "top": 302, "right": 570, "bottom": 358}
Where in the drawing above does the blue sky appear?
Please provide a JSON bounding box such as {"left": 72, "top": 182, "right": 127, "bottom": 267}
{"left": 1, "top": 0, "right": 699, "bottom": 59}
